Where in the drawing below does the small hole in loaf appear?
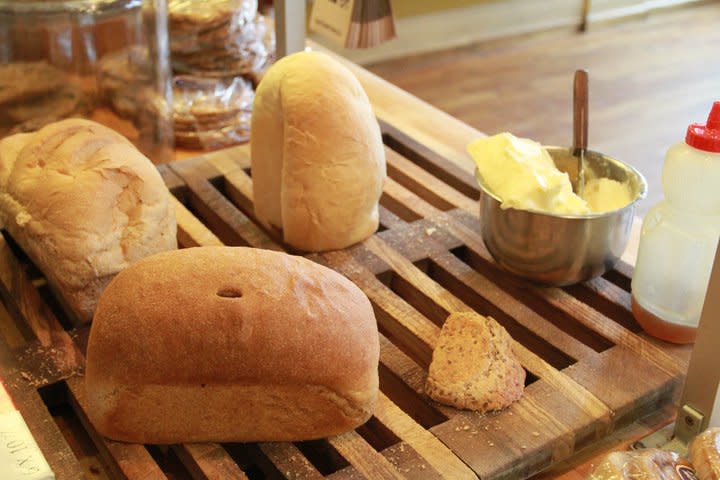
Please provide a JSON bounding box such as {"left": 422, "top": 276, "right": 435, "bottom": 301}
{"left": 217, "top": 288, "right": 242, "bottom": 298}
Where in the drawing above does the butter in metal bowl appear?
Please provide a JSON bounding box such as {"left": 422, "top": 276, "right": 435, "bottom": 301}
{"left": 467, "top": 132, "right": 633, "bottom": 215}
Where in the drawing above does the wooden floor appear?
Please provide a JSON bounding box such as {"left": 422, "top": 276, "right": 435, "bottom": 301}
{"left": 367, "top": 2, "right": 720, "bottom": 218}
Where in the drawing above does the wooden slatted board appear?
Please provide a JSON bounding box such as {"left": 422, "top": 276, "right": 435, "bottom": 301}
{"left": 0, "top": 120, "right": 692, "bottom": 480}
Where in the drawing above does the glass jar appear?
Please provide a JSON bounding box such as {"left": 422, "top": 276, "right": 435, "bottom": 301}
{"left": 0, "top": 0, "right": 174, "bottom": 163}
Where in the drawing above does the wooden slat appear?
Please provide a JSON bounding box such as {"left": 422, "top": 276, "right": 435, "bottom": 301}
{"left": 178, "top": 171, "right": 279, "bottom": 251}
{"left": 0, "top": 238, "right": 78, "bottom": 354}
{"left": 328, "top": 431, "right": 407, "bottom": 480}
{"left": 157, "top": 163, "right": 187, "bottom": 197}
{"left": 429, "top": 385, "right": 583, "bottom": 479}
{"left": 379, "top": 121, "right": 479, "bottom": 200}
{"left": 203, "top": 147, "right": 256, "bottom": 218}
{"left": 562, "top": 347, "right": 679, "bottom": 427}
{"left": 203, "top": 146, "right": 251, "bottom": 173}
{"left": 370, "top": 220, "right": 459, "bottom": 273}
{"left": 372, "top": 393, "right": 478, "bottom": 480}
{"left": 222, "top": 169, "right": 255, "bottom": 218}
{"left": 174, "top": 443, "right": 249, "bottom": 480}
{"left": 259, "top": 442, "right": 325, "bottom": 479}
{"left": 174, "top": 197, "right": 224, "bottom": 249}
{"left": 378, "top": 205, "right": 409, "bottom": 231}
{"left": 382, "top": 177, "right": 443, "bottom": 220}
{"left": 0, "top": 238, "right": 83, "bottom": 388}
{"left": 322, "top": 249, "right": 438, "bottom": 369}
{"left": 385, "top": 147, "right": 477, "bottom": 214}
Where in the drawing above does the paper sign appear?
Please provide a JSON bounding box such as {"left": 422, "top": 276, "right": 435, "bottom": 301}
{"left": 309, "top": 0, "right": 355, "bottom": 47}
{"left": 0, "top": 382, "right": 54, "bottom": 480}
{"left": 0, "top": 410, "right": 55, "bottom": 479}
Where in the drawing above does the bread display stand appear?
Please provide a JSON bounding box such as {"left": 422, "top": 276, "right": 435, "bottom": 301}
{"left": 0, "top": 46, "right": 692, "bottom": 479}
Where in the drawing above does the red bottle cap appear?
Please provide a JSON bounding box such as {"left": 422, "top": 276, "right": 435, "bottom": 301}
{"left": 685, "top": 101, "right": 720, "bottom": 152}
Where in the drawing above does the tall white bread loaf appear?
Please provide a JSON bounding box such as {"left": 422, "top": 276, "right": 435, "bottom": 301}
{"left": 0, "top": 119, "right": 177, "bottom": 323}
{"left": 85, "top": 246, "right": 380, "bottom": 444}
{"left": 250, "top": 51, "right": 386, "bottom": 252}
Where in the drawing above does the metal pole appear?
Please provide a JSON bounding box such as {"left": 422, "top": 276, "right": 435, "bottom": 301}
{"left": 274, "top": 0, "right": 306, "bottom": 59}
{"left": 674, "top": 239, "right": 720, "bottom": 441}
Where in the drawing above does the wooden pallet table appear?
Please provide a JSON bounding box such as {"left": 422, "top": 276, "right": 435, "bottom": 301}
{"left": 0, "top": 119, "right": 692, "bottom": 479}
{"left": 0, "top": 51, "right": 693, "bottom": 479}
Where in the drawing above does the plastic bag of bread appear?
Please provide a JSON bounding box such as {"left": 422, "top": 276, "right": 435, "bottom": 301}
{"left": 690, "top": 428, "right": 720, "bottom": 480}
{"left": 587, "top": 449, "right": 697, "bottom": 479}
{"left": 250, "top": 50, "right": 386, "bottom": 252}
{"left": 0, "top": 119, "right": 177, "bottom": 323}
{"left": 85, "top": 246, "right": 379, "bottom": 443}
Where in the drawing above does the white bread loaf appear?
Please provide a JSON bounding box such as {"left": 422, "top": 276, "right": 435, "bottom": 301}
{"left": 250, "top": 51, "right": 386, "bottom": 252}
{"left": 0, "top": 119, "right": 176, "bottom": 323}
{"left": 85, "top": 246, "right": 380, "bottom": 444}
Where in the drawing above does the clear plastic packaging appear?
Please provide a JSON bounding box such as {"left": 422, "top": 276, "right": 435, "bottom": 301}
{"left": 588, "top": 449, "right": 696, "bottom": 480}
{"left": 169, "top": 0, "right": 270, "bottom": 77}
{"left": 689, "top": 428, "right": 720, "bottom": 480}
{"left": 0, "top": 0, "right": 174, "bottom": 162}
{"left": 172, "top": 74, "right": 254, "bottom": 150}
{"left": 631, "top": 102, "right": 720, "bottom": 344}
{"left": 167, "top": 0, "right": 274, "bottom": 150}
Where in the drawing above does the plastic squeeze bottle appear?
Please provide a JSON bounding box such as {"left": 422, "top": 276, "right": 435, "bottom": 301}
{"left": 631, "top": 102, "right": 720, "bottom": 344}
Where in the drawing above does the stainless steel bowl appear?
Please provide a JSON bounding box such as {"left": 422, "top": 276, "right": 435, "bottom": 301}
{"left": 477, "top": 147, "right": 647, "bottom": 286}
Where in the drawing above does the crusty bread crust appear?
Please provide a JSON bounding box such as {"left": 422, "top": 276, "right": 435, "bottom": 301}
{"left": 85, "top": 246, "right": 380, "bottom": 443}
{"left": 250, "top": 51, "right": 386, "bottom": 252}
{"left": 0, "top": 119, "right": 177, "bottom": 323}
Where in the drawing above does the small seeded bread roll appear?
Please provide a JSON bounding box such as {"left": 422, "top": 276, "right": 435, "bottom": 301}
{"left": 425, "top": 311, "right": 525, "bottom": 412}
{"left": 85, "top": 246, "right": 380, "bottom": 444}
{"left": 250, "top": 51, "right": 386, "bottom": 252}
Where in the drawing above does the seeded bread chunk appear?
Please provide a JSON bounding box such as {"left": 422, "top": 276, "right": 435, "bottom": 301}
{"left": 425, "top": 311, "right": 525, "bottom": 412}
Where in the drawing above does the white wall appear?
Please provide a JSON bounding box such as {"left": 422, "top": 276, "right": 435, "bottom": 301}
{"left": 309, "top": 0, "right": 705, "bottom": 65}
